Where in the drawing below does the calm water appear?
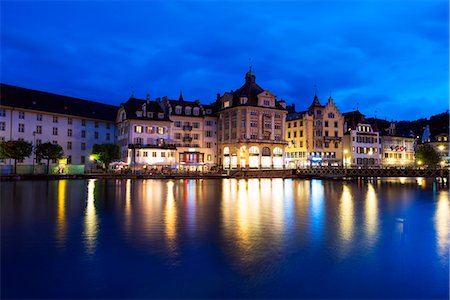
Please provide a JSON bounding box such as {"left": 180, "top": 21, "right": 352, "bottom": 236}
{"left": 1, "top": 178, "right": 448, "bottom": 299}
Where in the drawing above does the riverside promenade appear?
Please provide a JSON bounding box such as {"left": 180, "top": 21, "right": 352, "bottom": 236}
{"left": 0, "top": 167, "right": 448, "bottom": 181}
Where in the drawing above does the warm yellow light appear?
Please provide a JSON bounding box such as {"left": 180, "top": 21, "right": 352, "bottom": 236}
{"left": 89, "top": 155, "right": 95, "bottom": 161}
{"left": 344, "top": 149, "right": 348, "bottom": 154}
{"left": 438, "top": 145, "right": 445, "bottom": 151}
{"left": 417, "top": 160, "right": 422, "bottom": 165}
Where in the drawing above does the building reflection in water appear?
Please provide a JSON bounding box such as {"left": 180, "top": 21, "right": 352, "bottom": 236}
{"left": 165, "top": 180, "right": 177, "bottom": 256}
{"left": 339, "top": 184, "right": 354, "bottom": 256}
{"left": 310, "top": 179, "right": 325, "bottom": 242}
{"left": 84, "top": 179, "right": 98, "bottom": 256}
{"left": 123, "top": 179, "right": 132, "bottom": 238}
{"left": 56, "top": 180, "right": 67, "bottom": 249}
{"left": 365, "top": 183, "right": 379, "bottom": 246}
{"left": 185, "top": 179, "right": 197, "bottom": 236}
{"left": 435, "top": 190, "right": 449, "bottom": 261}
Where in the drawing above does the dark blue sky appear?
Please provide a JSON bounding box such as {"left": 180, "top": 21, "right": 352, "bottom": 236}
{"left": 1, "top": 1, "right": 448, "bottom": 120}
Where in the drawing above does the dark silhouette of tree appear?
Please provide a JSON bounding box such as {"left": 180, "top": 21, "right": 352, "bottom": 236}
{"left": 0, "top": 140, "right": 32, "bottom": 174}
{"left": 35, "top": 142, "right": 64, "bottom": 174}
{"left": 91, "top": 143, "right": 120, "bottom": 170}
{"left": 415, "top": 144, "right": 441, "bottom": 166}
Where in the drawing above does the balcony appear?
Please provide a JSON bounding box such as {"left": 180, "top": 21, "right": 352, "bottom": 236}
{"left": 323, "top": 136, "right": 342, "bottom": 141}
{"left": 183, "top": 125, "right": 193, "bottom": 131}
{"left": 128, "top": 143, "right": 177, "bottom": 150}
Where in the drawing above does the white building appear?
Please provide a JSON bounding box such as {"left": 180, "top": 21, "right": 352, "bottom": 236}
{"left": 380, "top": 135, "right": 416, "bottom": 166}
{"left": 343, "top": 111, "right": 381, "bottom": 167}
{"left": 0, "top": 84, "right": 117, "bottom": 173}
{"left": 116, "top": 94, "right": 218, "bottom": 171}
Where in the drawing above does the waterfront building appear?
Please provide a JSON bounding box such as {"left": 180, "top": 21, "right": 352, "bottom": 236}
{"left": 343, "top": 110, "right": 381, "bottom": 167}
{"left": 116, "top": 94, "right": 217, "bottom": 171}
{"left": 0, "top": 84, "right": 117, "bottom": 173}
{"left": 216, "top": 68, "right": 288, "bottom": 169}
{"left": 285, "top": 95, "right": 344, "bottom": 167}
{"left": 429, "top": 133, "right": 449, "bottom": 165}
{"left": 380, "top": 134, "right": 416, "bottom": 166}
{"left": 116, "top": 96, "right": 176, "bottom": 170}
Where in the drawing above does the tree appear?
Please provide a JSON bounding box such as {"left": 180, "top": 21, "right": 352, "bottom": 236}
{"left": 415, "top": 144, "right": 441, "bottom": 166}
{"left": 0, "top": 140, "right": 32, "bottom": 174}
{"left": 35, "top": 142, "right": 64, "bottom": 174}
{"left": 91, "top": 143, "right": 120, "bottom": 170}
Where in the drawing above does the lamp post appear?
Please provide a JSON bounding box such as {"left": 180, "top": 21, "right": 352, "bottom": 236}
{"left": 438, "top": 145, "right": 445, "bottom": 168}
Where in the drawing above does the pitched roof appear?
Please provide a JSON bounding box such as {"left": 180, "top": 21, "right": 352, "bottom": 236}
{"left": 308, "top": 93, "right": 323, "bottom": 110}
{"left": 120, "top": 97, "right": 171, "bottom": 121}
{"left": 0, "top": 83, "right": 118, "bottom": 122}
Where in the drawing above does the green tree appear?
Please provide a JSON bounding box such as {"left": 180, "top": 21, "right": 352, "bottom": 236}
{"left": 91, "top": 143, "right": 120, "bottom": 170}
{"left": 415, "top": 143, "right": 441, "bottom": 166}
{"left": 35, "top": 142, "right": 64, "bottom": 174}
{"left": 0, "top": 140, "right": 33, "bottom": 174}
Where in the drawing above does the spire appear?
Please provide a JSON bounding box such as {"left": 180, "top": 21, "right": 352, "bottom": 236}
{"left": 179, "top": 89, "right": 184, "bottom": 102}
{"left": 245, "top": 60, "right": 256, "bottom": 83}
{"left": 130, "top": 86, "right": 135, "bottom": 99}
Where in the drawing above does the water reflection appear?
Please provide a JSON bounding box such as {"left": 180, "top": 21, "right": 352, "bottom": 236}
{"left": 310, "top": 179, "right": 325, "bottom": 241}
{"left": 56, "top": 180, "right": 67, "bottom": 249}
{"left": 339, "top": 184, "right": 354, "bottom": 256}
{"left": 365, "top": 183, "right": 379, "bottom": 246}
{"left": 435, "top": 190, "right": 449, "bottom": 261}
{"left": 84, "top": 179, "right": 98, "bottom": 255}
{"left": 164, "top": 181, "right": 177, "bottom": 256}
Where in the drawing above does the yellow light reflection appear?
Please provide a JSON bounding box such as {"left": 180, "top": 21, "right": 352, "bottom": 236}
{"left": 56, "top": 180, "right": 67, "bottom": 249}
{"left": 123, "top": 179, "right": 132, "bottom": 237}
{"left": 435, "top": 191, "right": 449, "bottom": 260}
{"left": 340, "top": 184, "right": 354, "bottom": 243}
{"left": 164, "top": 180, "right": 177, "bottom": 255}
{"left": 84, "top": 179, "right": 98, "bottom": 255}
{"left": 365, "top": 183, "right": 378, "bottom": 245}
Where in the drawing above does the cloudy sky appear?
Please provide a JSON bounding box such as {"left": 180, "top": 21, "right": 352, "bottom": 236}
{"left": 1, "top": 0, "right": 448, "bottom": 120}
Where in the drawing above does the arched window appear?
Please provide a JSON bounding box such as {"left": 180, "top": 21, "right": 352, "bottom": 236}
{"left": 262, "top": 147, "right": 271, "bottom": 156}
{"left": 223, "top": 147, "right": 230, "bottom": 155}
{"left": 273, "top": 147, "right": 283, "bottom": 155}
{"left": 249, "top": 146, "right": 259, "bottom": 155}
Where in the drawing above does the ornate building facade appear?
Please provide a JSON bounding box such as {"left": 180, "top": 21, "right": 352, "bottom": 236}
{"left": 217, "top": 69, "right": 288, "bottom": 169}
{"left": 285, "top": 95, "right": 344, "bottom": 167}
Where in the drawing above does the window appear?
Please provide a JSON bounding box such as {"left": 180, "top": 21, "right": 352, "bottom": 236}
{"left": 158, "top": 113, "right": 164, "bottom": 119}
{"left": 300, "top": 131, "right": 303, "bottom": 137}
{"left": 36, "top": 114, "right": 42, "bottom": 121}
{"left": 157, "top": 127, "right": 164, "bottom": 134}
{"left": 134, "top": 138, "right": 143, "bottom": 144}
{"left": 325, "top": 121, "right": 329, "bottom": 127}
{"left": 206, "top": 142, "right": 212, "bottom": 148}
{"left": 185, "top": 107, "right": 191, "bottom": 115}
{"left": 250, "top": 121, "right": 257, "bottom": 128}
{"left": 175, "top": 106, "right": 182, "bottom": 114}
{"left": 294, "top": 131, "right": 297, "bottom": 138}
{"left": 81, "top": 156, "right": 86, "bottom": 164}
{"left": 334, "top": 131, "right": 338, "bottom": 137}
{"left": 288, "top": 132, "right": 291, "bottom": 139}
{"left": 146, "top": 126, "right": 154, "bottom": 134}
{"left": 275, "top": 123, "right": 281, "bottom": 129}
{"left": 81, "top": 130, "right": 86, "bottom": 138}
{"left": 161, "top": 152, "right": 166, "bottom": 157}
{"left": 193, "top": 108, "right": 200, "bottom": 116}
{"left": 81, "top": 143, "right": 86, "bottom": 150}
{"left": 328, "top": 112, "right": 335, "bottom": 118}
{"left": 152, "top": 152, "right": 157, "bottom": 157}
{"left": 0, "top": 122, "right": 5, "bottom": 131}
{"left": 67, "top": 129, "right": 72, "bottom": 137}
{"left": 207, "top": 154, "right": 212, "bottom": 161}
{"left": 325, "top": 131, "right": 329, "bottom": 137}
{"left": 175, "top": 121, "right": 181, "bottom": 127}
{"left": 264, "top": 100, "right": 270, "bottom": 106}
{"left": 193, "top": 134, "right": 199, "bottom": 140}
{"left": 250, "top": 111, "right": 257, "bottom": 116}
{"left": 334, "top": 121, "right": 338, "bottom": 128}
{"left": 81, "top": 119, "right": 86, "bottom": 126}
{"left": 206, "top": 131, "right": 212, "bottom": 137}
{"left": 67, "top": 156, "right": 72, "bottom": 164}
{"left": 36, "top": 139, "right": 42, "bottom": 146}
{"left": 193, "top": 122, "right": 200, "bottom": 128}
{"left": 19, "top": 112, "right": 25, "bottom": 119}
{"left": 206, "top": 120, "right": 212, "bottom": 126}
{"left": 36, "top": 125, "right": 42, "bottom": 134}
{"left": 94, "top": 132, "right": 99, "bottom": 139}
{"left": 175, "top": 133, "right": 181, "bottom": 139}
{"left": 67, "top": 141, "right": 72, "bottom": 150}
{"left": 18, "top": 123, "right": 25, "bottom": 133}
{"left": 106, "top": 133, "right": 110, "bottom": 141}
{"left": 68, "top": 118, "right": 72, "bottom": 125}
{"left": 53, "top": 127, "right": 58, "bottom": 135}
{"left": 95, "top": 122, "right": 99, "bottom": 128}
{"left": 52, "top": 140, "right": 58, "bottom": 145}
{"left": 53, "top": 116, "right": 58, "bottom": 123}
{"left": 288, "top": 123, "right": 291, "bottom": 128}
{"left": 135, "top": 126, "right": 143, "bottom": 133}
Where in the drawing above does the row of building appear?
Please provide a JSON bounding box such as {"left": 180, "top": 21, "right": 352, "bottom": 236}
{"left": 0, "top": 69, "right": 447, "bottom": 173}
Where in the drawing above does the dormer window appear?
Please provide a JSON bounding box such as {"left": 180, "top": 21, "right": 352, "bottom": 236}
{"left": 240, "top": 97, "right": 247, "bottom": 104}
{"left": 263, "top": 100, "right": 270, "bottom": 106}
{"left": 223, "top": 101, "right": 230, "bottom": 108}
{"left": 193, "top": 108, "right": 200, "bottom": 116}
{"left": 121, "top": 112, "right": 126, "bottom": 121}
{"left": 185, "top": 107, "right": 191, "bottom": 115}
{"left": 175, "top": 106, "right": 182, "bottom": 114}
{"left": 206, "top": 109, "right": 212, "bottom": 114}
{"left": 147, "top": 112, "right": 153, "bottom": 118}
{"left": 158, "top": 113, "right": 164, "bottom": 119}
{"left": 136, "top": 111, "right": 143, "bottom": 117}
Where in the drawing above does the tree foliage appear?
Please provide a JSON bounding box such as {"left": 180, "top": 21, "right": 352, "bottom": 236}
{"left": 35, "top": 142, "right": 64, "bottom": 174}
{"left": 0, "top": 140, "right": 33, "bottom": 173}
{"left": 415, "top": 144, "right": 441, "bottom": 166}
{"left": 91, "top": 143, "right": 120, "bottom": 170}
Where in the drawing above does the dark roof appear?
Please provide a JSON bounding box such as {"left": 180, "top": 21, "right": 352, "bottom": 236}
{"left": 0, "top": 83, "right": 118, "bottom": 122}
{"left": 220, "top": 69, "right": 286, "bottom": 110}
{"left": 343, "top": 110, "right": 366, "bottom": 130}
{"left": 308, "top": 93, "right": 323, "bottom": 110}
{"left": 121, "top": 97, "right": 171, "bottom": 121}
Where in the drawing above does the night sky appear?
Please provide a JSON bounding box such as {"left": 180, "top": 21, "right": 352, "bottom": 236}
{"left": 1, "top": 1, "right": 448, "bottom": 120}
